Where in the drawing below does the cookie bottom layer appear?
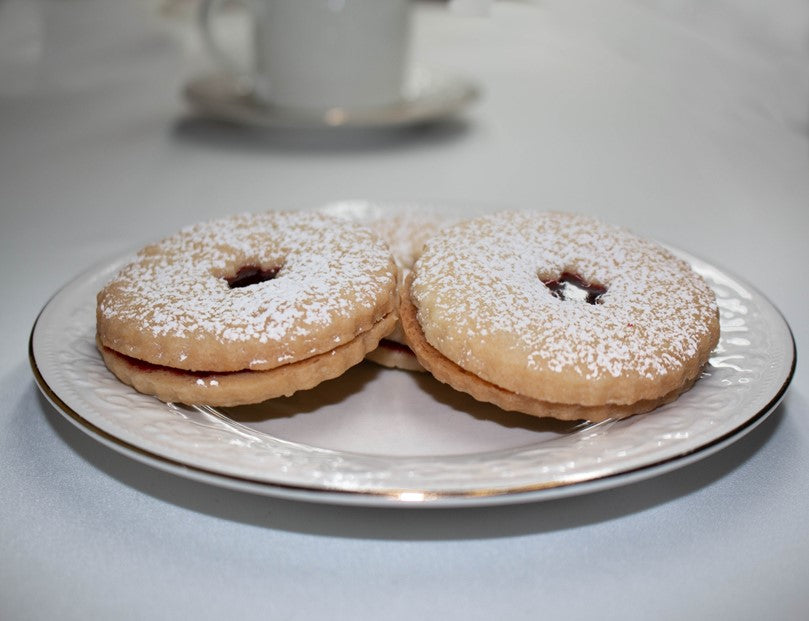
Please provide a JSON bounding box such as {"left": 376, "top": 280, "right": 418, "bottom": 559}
{"left": 399, "top": 288, "right": 701, "bottom": 422}
{"left": 365, "top": 338, "right": 425, "bottom": 372}
{"left": 98, "top": 312, "right": 396, "bottom": 406}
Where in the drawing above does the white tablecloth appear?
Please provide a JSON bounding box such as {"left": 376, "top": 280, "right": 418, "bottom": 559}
{"left": 2, "top": 1, "right": 807, "bottom": 618}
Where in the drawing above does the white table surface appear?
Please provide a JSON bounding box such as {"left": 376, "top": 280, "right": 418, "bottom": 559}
{"left": 2, "top": 0, "right": 808, "bottom": 618}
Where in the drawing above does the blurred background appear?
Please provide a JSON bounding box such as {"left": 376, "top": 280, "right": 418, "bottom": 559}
{"left": 1, "top": 2, "right": 808, "bottom": 618}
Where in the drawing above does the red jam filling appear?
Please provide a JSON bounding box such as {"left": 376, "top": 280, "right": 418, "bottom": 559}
{"left": 378, "top": 339, "right": 416, "bottom": 356}
{"left": 226, "top": 265, "right": 281, "bottom": 289}
{"left": 543, "top": 272, "right": 607, "bottom": 304}
{"left": 107, "top": 347, "right": 230, "bottom": 377}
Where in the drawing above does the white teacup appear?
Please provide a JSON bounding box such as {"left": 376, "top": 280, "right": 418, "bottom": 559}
{"left": 199, "top": 0, "right": 412, "bottom": 111}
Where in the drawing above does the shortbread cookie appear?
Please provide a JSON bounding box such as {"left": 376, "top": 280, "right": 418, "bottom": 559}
{"left": 96, "top": 211, "right": 398, "bottom": 405}
{"left": 402, "top": 211, "right": 720, "bottom": 422}
{"left": 365, "top": 212, "right": 454, "bottom": 371}
{"left": 324, "top": 203, "right": 454, "bottom": 371}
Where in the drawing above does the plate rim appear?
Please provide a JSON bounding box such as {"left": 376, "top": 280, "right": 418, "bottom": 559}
{"left": 28, "top": 232, "right": 797, "bottom": 508}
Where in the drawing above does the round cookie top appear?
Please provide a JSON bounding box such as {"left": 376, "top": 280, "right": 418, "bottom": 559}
{"left": 365, "top": 212, "right": 454, "bottom": 272}
{"left": 97, "top": 211, "right": 397, "bottom": 372}
{"left": 320, "top": 201, "right": 456, "bottom": 272}
{"left": 410, "top": 211, "right": 719, "bottom": 406}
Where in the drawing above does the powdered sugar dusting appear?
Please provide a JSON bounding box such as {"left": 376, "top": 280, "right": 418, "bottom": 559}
{"left": 412, "top": 211, "right": 718, "bottom": 384}
{"left": 98, "top": 212, "right": 396, "bottom": 369}
{"left": 323, "top": 202, "right": 455, "bottom": 271}
{"left": 366, "top": 213, "right": 456, "bottom": 271}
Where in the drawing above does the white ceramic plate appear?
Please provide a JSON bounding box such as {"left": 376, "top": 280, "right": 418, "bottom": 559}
{"left": 29, "top": 203, "right": 795, "bottom": 507}
{"left": 183, "top": 67, "right": 480, "bottom": 129}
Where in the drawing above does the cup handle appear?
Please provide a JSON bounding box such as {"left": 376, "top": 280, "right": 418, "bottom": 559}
{"left": 198, "top": 0, "right": 251, "bottom": 77}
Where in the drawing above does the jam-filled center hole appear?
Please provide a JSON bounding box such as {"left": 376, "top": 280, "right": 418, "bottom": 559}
{"left": 226, "top": 265, "right": 281, "bottom": 289}
{"left": 542, "top": 272, "right": 607, "bottom": 304}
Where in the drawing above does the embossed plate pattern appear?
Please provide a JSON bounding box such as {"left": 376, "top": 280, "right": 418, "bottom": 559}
{"left": 29, "top": 204, "right": 795, "bottom": 507}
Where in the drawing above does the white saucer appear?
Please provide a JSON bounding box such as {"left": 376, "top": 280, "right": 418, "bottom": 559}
{"left": 182, "top": 67, "right": 480, "bottom": 129}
